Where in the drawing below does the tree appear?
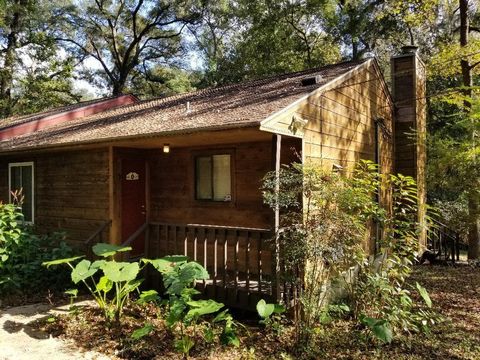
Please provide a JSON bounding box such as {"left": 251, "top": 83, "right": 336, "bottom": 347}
{"left": 55, "top": 0, "right": 204, "bottom": 97}
{"left": 0, "top": 0, "right": 80, "bottom": 118}
{"left": 325, "top": 0, "right": 439, "bottom": 60}
{"left": 190, "top": 0, "right": 341, "bottom": 86}
{"left": 427, "top": 0, "right": 480, "bottom": 258}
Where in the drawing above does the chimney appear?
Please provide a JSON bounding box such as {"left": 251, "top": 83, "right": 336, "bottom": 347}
{"left": 391, "top": 46, "right": 427, "bottom": 247}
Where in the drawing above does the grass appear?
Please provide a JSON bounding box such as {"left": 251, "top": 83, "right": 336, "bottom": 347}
{"left": 36, "top": 264, "right": 480, "bottom": 359}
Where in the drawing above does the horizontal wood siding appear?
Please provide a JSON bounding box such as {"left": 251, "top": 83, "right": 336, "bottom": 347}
{"left": 302, "top": 64, "right": 394, "bottom": 174}
{"left": 300, "top": 63, "right": 394, "bottom": 253}
{"left": 148, "top": 138, "right": 300, "bottom": 230}
{"left": 0, "top": 149, "right": 110, "bottom": 247}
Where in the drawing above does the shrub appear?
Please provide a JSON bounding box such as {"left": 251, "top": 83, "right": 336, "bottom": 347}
{"left": 262, "top": 160, "right": 439, "bottom": 345}
{"left": 144, "top": 256, "right": 240, "bottom": 356}
{"left": 0, "top": 201, "right": 72, "bottom": 294}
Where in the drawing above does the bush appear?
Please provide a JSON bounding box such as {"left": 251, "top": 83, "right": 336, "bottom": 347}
{"left": 0, "top": 201, "right": 73, "bottom": 295}
{"left": 262, "top": 160, "right": 439, "bottom": 345}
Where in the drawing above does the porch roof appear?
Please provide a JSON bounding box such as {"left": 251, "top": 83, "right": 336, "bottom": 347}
{"left": 0, "top": 59, "right": 366, "bottom": 152}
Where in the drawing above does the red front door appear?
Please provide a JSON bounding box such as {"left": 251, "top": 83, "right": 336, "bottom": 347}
{"left": 121, "top": 157, "right": 146, "bottom": 256}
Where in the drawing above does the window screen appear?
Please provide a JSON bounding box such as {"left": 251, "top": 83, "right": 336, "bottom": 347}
{"left": 196, "top": 154, "right": 231, "bottom": 201}
{"left": 9, "top": 163, "right": 34, "bottom": 222}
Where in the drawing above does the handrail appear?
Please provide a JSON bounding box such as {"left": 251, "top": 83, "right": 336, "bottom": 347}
{"left": 84, "top": 220, "right": 112, "bottom": 246}
{"left": 148, "top": 222, "right": 271, "bottom": 233}
{"left": 122, "top": 222, "right": 148, "bottom": 247}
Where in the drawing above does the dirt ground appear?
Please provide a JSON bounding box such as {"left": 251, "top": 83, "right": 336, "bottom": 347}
{"left": 1, "top": 264, "right": 479, "bottom": 360}
{"left": 0, "top": 301, "right": 114, "bottom": 360}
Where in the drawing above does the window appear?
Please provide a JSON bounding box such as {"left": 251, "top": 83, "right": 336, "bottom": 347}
{"left": 8, "top": 162, "right": 34, "bottom": 223}
{"left": 195, "top": 154, "right": 232, "bottom": 201}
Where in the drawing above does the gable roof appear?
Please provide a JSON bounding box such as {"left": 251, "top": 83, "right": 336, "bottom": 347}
{"left": 0, "top": 59, "right": 371, "bottom": 152}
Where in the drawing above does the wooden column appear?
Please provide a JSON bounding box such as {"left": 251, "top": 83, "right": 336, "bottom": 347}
{"left": 274, "top": 134, "right": 282, "bottom": 302}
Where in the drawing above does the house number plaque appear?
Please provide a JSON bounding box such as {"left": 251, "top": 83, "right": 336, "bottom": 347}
{"left": 126, "top": 172, "right": 139, "bottom": 181}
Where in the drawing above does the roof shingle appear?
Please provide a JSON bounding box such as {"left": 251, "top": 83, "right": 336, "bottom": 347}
{"left": 0, "top": 60, "right": 367, "bottom": 152}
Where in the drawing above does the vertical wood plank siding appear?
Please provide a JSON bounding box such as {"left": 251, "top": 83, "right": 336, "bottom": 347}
{"left": 148, "top": 139, "right": 300, "bottom": 230}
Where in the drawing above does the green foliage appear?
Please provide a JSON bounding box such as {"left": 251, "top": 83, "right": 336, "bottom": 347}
{"left": 256, "top": 299, "right": 286, "bottom": 334}
{"left": 43, "top": 244, "right": 142, "bottom": 323}
{"left": 145, "top": 256, "right": 239, "bottom": 355}
{"left": 262, "top": 160, "right": 439, "bottom": 345}
{"left": 0, "top": 0, "right": 81, "bottom": 118}
{"left": 0, "top": 202, "right": 73, "bottom": 294}
{"left": 131, "top": 323, "right": 154, "bottom": 341}
{"left": 360, "top": 316, "right": 393, "bottom": 344}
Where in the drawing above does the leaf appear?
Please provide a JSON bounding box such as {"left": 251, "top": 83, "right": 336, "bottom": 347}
{"left": 92, "top": 243, "right": 132, "bottom": 257}
{"left": 95, "top": 276, "right": 113, "bottom": 293}
{"left": 142, "top": 258, "right": 176, "bottom": 273}
{"left": 416, "top": 282, "right": 432, "bottom": 308}
{"left": 137, "top": 289, "right": 160, "bottom": 304}
{"left": 273, "top": 304, "right": 286, "bottom": 314}
{"left": 166, "top": 300, "right": 187, "bottom": 327}
{"left": 102, "top": 261, "right": 139, "bottom": 283}
{"left": 256, "top": 299, "right": 275, "bottom": 319}
{"left": 42, "top": 256, "right": 84, "bottom": 268}
{"left": 71, "top": 259, "right": 98, "bottom": 284}
{"left": 131, "top": 323, "right": 154, "bottom": 340}
{"left": 220, "top": 329, "right": 240, "bottom": 347}
{"left": 64, "top": 289, "right": 78, "bottom": 297}
{"left": 361, "top": 316, "right": 393, "bottom": 344}
{"left": 186, "top": 299, "right": 224, "bottom": 318}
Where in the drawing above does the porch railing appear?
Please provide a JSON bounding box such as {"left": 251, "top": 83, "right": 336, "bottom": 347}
{"left": 145, "top": 222, "right": 274, "bottom": 303}
{"left": 426, "top": 219, "right": 461, "bottom": 264}
{"left": 84, "top": 220, "right": 112, "bottom": 258}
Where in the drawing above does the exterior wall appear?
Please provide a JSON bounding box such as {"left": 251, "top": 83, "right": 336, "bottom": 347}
{"left": 148, "top": 138, "right": 300, "bottom": 230}
{"left": 299, "top": 62, "right": 395, "bottom": 253}
{"left": 392, "top": 52, "right": 427, "bottom": 247}
{"left": 0, "top": 148, "right": 110, "bottom": 247}
{"left": 301, "top": 63, "right": 394, "bottom": 175}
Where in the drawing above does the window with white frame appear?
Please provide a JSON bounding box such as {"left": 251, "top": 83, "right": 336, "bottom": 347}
{"left": 8, "top": 162, "right": 34, "bottom": 223}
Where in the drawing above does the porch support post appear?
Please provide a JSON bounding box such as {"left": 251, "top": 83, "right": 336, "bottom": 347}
{"left": 274, "top": 134, "right": 282, "bottom": 302}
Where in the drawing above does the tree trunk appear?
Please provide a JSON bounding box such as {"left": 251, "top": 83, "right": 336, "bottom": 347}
{"left": 459, "top": 0, "right": 480, "bottom": 259}
{"left": 0, "top": 1, "right": 24, "bottom": 117}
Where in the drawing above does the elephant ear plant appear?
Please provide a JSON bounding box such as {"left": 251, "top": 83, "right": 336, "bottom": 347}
{"left": 143, "top": 256, "right": 240, "bottom": 356}
{"left": 43, "top": 243, "right": 143, "bottom": 323}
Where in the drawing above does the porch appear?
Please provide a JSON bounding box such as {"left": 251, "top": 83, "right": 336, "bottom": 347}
{"left": 86, "top": 221, "right": 297, "bottom": 310}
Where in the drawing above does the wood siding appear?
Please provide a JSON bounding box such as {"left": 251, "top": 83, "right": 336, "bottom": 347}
{"left": 0, "top": 149, "right": 110, "bottom": 247}
{"left": 302, "top": 63, "right": 394, "bottom": 175}
{"left": 147, "top": 138, "right": 301, "bottom": 230}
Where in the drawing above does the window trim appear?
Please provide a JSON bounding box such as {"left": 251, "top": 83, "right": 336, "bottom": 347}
{"left": 8, "top": 161, "right": 35, "bottom": 224}
{"left": 193, "top": 149, "right": 235, "bottom": 205}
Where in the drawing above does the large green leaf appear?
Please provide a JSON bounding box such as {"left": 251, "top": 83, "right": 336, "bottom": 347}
{"left": 42, "top": 256, "right": 84, "bottom": 268}
{"left": 416, "top": 282, "right": 432, "bottom": 308}
{"left": 164, "top": 261, "right": 209, "bottom": 295}
{"left": 361, "top": 316, "right": 393, "bottom": 344}
{"left": 166, "top": 300, "right": 187, "bottom": 327}
{"left": 142, "top": 258, "right": 176, "bottom": 273}
{"left": 186, "top": 299, "right": 224, "bottom": 318}
{"left": 92, "top": 243, "right": 132, "bottom": 257}
{"left": 71, "top": 259, "right": 98, "bottom": 284}
{"left": 256, "top": 299, "right": 275, "bottom": 319}
{"left": 95, "top": 276, "right": 113, "bottom": 293}
{"left": 137, "top": 290, "right": 160, "bottom": 304}
{"left": 102, "top": 261, "right": 139, "bottom": 283}
{"left": 142, "top": 256, "right": 189, "bottom": 273}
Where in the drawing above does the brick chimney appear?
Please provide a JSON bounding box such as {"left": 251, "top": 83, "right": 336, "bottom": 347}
{"left": 391, "top": 46, "right": 427, "bottom": 247}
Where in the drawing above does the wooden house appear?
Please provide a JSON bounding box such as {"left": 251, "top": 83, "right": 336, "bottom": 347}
{"left": 0, "top": 48, "right": 426, "bottom": 309}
